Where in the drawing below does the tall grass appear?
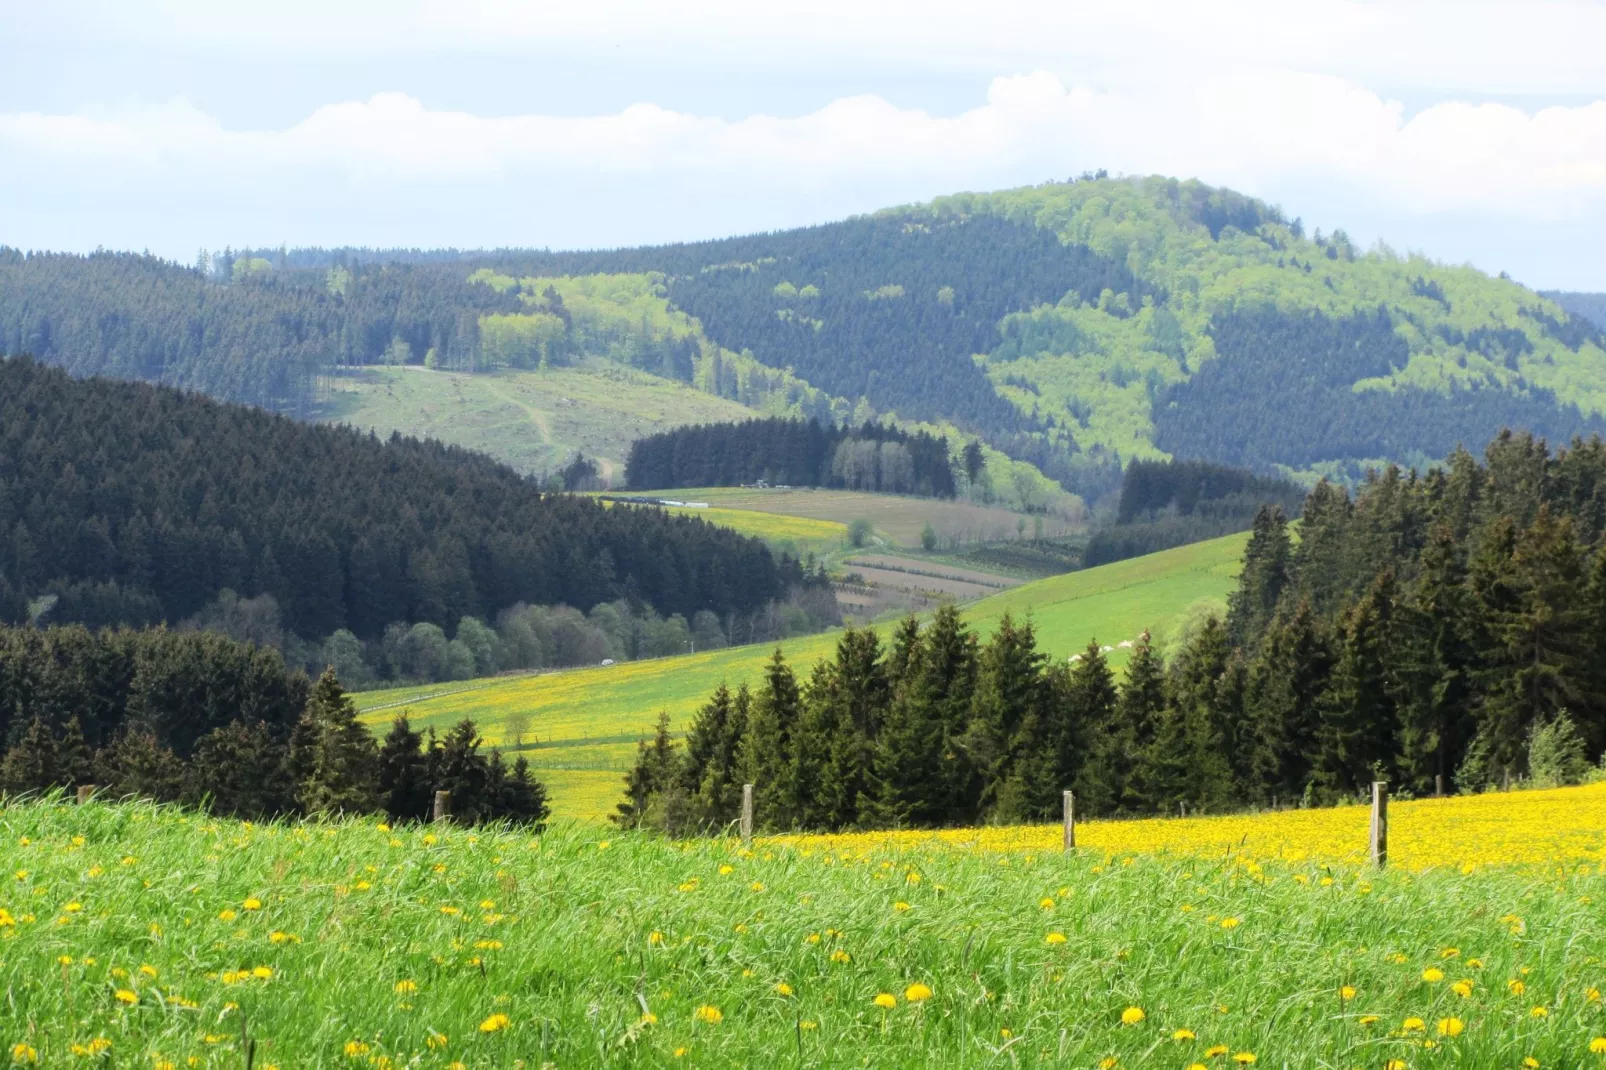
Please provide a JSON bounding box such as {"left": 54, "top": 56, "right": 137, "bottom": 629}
{"left": 3, "top": 788, "right": 1604, "bottom": 1066}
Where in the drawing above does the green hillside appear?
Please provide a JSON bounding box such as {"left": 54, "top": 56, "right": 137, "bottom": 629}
{"left": 319, "top": 360, "right": 761, "bottom": 480}
{"left": 11, "top": 176, "right": 1603, "bottom": 496}
{"left": 354, "top": 529, "right": 1247, "bottom": 818}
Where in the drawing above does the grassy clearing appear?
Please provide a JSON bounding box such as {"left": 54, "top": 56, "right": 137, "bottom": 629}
{"left": 317, "top": 362, "right": 759, "bottom": 481}
{"left": 665, "top": 507, "right": 847, "bottom": 558}
{"left": 3, "top": 785, "right": 1605, "bottom": 1067}
{"left": 643, "top": 487, "right": 1076, "bottom": 548}
{"left": 355, "top": 532, "right": 1248, "bottom": 820}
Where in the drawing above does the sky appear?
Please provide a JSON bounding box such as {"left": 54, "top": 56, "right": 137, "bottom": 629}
{"left": 3, "top": 1, "right": 1605, "bottom": 290}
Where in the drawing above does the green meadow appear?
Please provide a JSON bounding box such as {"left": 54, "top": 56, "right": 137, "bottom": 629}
{"left": 355, "top": 532, "right": 1248, "bottom": 820}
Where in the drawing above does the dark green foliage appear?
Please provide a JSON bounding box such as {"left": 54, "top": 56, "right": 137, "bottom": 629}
{"left": 0, "top": 357, "right": 808, "bottom": 640}
{"left": 1226, "top": 506, "right": 1292, "bottom": 648}
{"left": 1154, "top": 308, "right": 1606, "bottom": 472}
{"left": 1087, "top": 461, "right": 1305, "bottom": 569}
{"left": 614, "top": 712, "right": 683, "bottom": 831}
{"left": 185, "top": 720, "right": 296, "bottom": 819}
{"left": 290, "top": 668, "right": 381, "bottom": 816}
{"left": 94, "top": 730, "right": 186, "bottom": 802}
{"left": 626, "top": 418, "right": 957, "bottom": 498}
{"left": 679, "top": 685, "right": 746, "bottom": 829}
{"left": 736, "top": 651, "right": 802, "bottom": 829}
{"left": 0, "top": 717, "right": 66, "bottom": 795}
{"left": 377, "top": 716, "right": 432, "bottom": 822}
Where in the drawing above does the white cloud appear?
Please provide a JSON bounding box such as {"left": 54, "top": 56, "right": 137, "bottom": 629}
{"left": 2, "top": 69, "right": 1605, "bottom": 285}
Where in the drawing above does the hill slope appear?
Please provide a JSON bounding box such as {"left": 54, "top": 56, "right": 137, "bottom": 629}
{"left": 355, "top": 529, "right": 1248, "bottom": 817}
{"left": 0, "top": 357, "right": 805, "bottom": 640}
{"left": 7, "top": 177, "right": 1605, "bottom": 494}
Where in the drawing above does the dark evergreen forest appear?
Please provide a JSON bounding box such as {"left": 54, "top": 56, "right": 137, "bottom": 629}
{"left": 0, "top": 358, "right": 806, "bottom": 639}
{"left": 1543, "top": 291, "right": 1606, "bottom": 332}
{"left": 0, "top": 625, "right": 547, "bottom": 826}
{"left": 1153, "top": 308, "right": 1606, "bottom": 470}
{"left": 625, "top": 418, "right": 958, "bottom": 497}
{"left": 619, "top": 429, "right": 1606, "bottom": 833}
{"left": 1081, "top": 459, "right": 1306, "bottom": 567}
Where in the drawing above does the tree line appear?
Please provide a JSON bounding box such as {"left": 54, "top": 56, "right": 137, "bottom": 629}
{"left": 617, "top": 428, "right": 1606, "bottom": 833}
{"left": 624, "top": 418, "right": 962, "bottom": 498}
{"left": 0, "top": 358, "right": 811, "bottom": 643}
{"left": 1082, "top": 458, "right": 1306, "bottom": 567}
{"left": 0, "top": 622, "right": 547, "bottom": 825}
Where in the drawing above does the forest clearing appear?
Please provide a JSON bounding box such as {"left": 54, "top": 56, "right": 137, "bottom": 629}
{"left": 3, "top": 783, "right": 1603, "bottom": 1067}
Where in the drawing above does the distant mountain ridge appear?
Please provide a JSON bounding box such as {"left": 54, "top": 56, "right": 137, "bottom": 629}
{"left": 4, "top": 176, "right": 1605, "bottom": 496}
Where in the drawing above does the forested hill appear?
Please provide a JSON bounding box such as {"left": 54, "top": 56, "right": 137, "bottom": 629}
{"left": 5, "top": 176, "right": 1605, "bottom": 496}
{"left": 1543, "top": 291, "right": 1606, "bottom": 332}
{"left": 0, "top": 357, "right": 803, "bottom": 638}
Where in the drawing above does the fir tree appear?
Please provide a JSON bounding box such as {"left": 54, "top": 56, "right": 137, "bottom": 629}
{"left": 866, "top": 621, "right": 943, "bottom": 827}
{"left": 614, "top": 712, "right": 681, "bottom": 831}
{"left": 1065, "top": 642, "right": 1119, "bottom": 815}
{"left": 1113, "top": 632, "right": 1166, "bottom": 813}
{"left": 56, "top": 716, "right": 93, "bottom": 789}
{"left": 377, "top": 715, "right": 432, "bottom": 822}
{"left": 94, "top": 730, "right": 185, "bottom": 802}
{"left": 1227, "top": 505, "right": 1291, "bottom": 648}
{"left": 0, "top": 717, "right": 62, "bottom": 794}
{"left": 429, "top": 720, "right": 493, "bottom": 824}
{"left": 737, "top": 650, "right": 801, "bottom": 830}
{"left": 1315, "top": 572, "right": 1399, "bottom": 798}
{"left": 1393, "top": 525, "right": 1475, "bottom": 794}
{"left": 291, "top": 668, "right": 381, "bottom": 816}
{"left": 963, "top": 615, "right": 1046, "bottom": 819}
{"left": 1243, "top": 601, "right": 1331, "bottom": 804}
{"left": 680, "top": 684, "right": 745, "bottom": 828}
{"left": 185, "top": 720, "right": 295, "bottom": 818}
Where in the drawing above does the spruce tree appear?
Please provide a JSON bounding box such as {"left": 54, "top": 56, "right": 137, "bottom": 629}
{"left": 186, "top": 720, "right": 295, "bottom": 818}
{"left": 963, "top": 615, "right": 1046, "bottom": 819}
{"left": 429, "top": 720, "right": 493, "bottom": 824}
{"left": 614, "top": 712, "right": 682, "bottom": 831}
{"left": 94, "top": 730, "right": 185, "bottom": 802}
{"left": 922, "top": 604, "right": 981, "bottom": 822}
{"left": 1064, "top": 643, "right": 1118, "bottom": 816}
{"left": 1243, "top": 601, "right": 1331, "bottom": 804}
{"left": 1163, "top": 615, "right": 1235, "bottom": 812}
{"left": 498, "top": 754, "right": 551, "bottom": 829}
{"left": 1314, "top": 572, "right": 1399, "bottom": 798}
{"left": 0, "top": 717, "right": 62, "bottom": 794}
{"left": 291, "top": 668, "right": 381, "bottom": 816}
{"left": 1114, "top": 632, "right": 1166, "bottom": 813}
{"left": 377, "top": 715, "right": 432, "bottom": 822}
{"left": 866, "top": 621, "right": 943, "bottom": 827}
{"left": 736, "top": 650, "right": 801, "bottom": 830}
{"left": 56, "top": 716, "right": 93, "bottom": 789}
{"left": 681, "top": 684, "right": 744, "bottom": 828}
{"left": 1227, "top": 505, "right": 1291, "bottom": 648}
{"left": 1393, "top": 525, "right": 1475, "bottom": 794}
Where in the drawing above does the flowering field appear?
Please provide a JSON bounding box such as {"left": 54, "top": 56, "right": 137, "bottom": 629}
{"left": 4, "top": 785, "right": 1606, "bottom": 1067}
{"left": 353, "top": 531, "right": 1248, "bottom": 820}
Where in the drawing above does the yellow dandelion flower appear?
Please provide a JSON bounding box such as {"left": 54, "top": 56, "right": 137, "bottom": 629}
{"left": 1039, "top": 897, "right": 1054, "bottom": 909}
{"left": 1339, "top": 985, "right": 1356, "bottom": 1000}
{"left": 1384, "top": 1062, "right": 1407, "bottom": 1070}
{"left": 649, "top": 931, "right": 664, "bottom": 946}
{"left": 1523, "top": 1059, "right": 1540, "bottom": 1069}
{"left": 343, "top": 1041, "right": 370, "bottom": 1057}
{"left": 693, "top": 1005, "right": 723, "bottom": 1025}
{"left": 1188, "top": 1065, "right": 1209, "bottom": 1070}
{"left": 893, "top": 901, "right": 911, "bottom": 912}
{"left": 1452, "top": 979, "right": 1474, "bottom": 997}
{"left": 1421, "top": 968, "right": 1444, "bottom": 983}
{"left": 1099, "top": 1059, "right": 1118, "bottom": 1069}
{"left": 774, "top": 982, "right": 794, "bottom": 997}
{"left": 718, "top": 864, "right": 734, "bottom": 875}
{"left": 749, "top": 881, "right": 764, "bottom": 893}
{"left": 243, "top": 898, "right": 262, "bottom": 910}
{"left": 1530, "top": 1006, "right": 1549, "bottom": 1018}
{"left": 479, "top": 1013, "right": 510, "bottom": 1033}
{"left": 672, "top": 1048, "right": 688, "bottom": 1059}
{"left": 1436, "top": 1017, "right": 1464, "bottom": 1036}
{"left": 1172, "top": 1028, "right": 1196, "bottom": 1040}
{"left": 217, "top": 909, "right": 237, "bottom": 922}
{"left": 1402, "top": 1016, "right": 1425, "bottom": 1032}
{"left": 1588, "top": 987, "right": 1602, "bottom": 1003}
{"left": 1045, "top": 932, "right": 1067, "bottom": 945}
{"left": 829, "top": 949, "right": 851, "bottom": 964}
{"left": 1589, "top": 1038, "right": 1606, "bottom": 1054}
{"left": 1205, "top": 1044, "right": 1229, "bottom": 1057}
{"left": 1120, "top": 1006, "right": 1145, "bottom": 1025}
{"left": 1220, "top": 917, "right": 1241, "bottom": 930}
{"left": 1358, "top": 1016, "right": 1380, "bottom": 1026}
{"left": 1508, "top": 979, "right": 1526, "bottom": 996}
{"left": 1232, "top": 1055, "right": 1256, "bottom": 1065}
{"left": 10, "top": 1043, "right": 37, "bottom": 1065}
{"left": 113, "top": 989, "right": 138, "bottom": 1005}
{"left": 905, "top": 983, "right": 933, "bottom": 1003}
{"left": 251, "top": 966, "right": 273, "bottom": 979}
{"left": 873, "top": 992, "right": 897, "bottom": 1009}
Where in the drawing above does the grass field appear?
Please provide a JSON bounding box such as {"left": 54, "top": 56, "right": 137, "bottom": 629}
{"left": 318, "top": 362, "right": 760, "bottom": 481}
{"left": 643, "top": 487, "right": 1077, "bottom": 548}
{"left": 665, "top": 507, "right": 847, "bottom": 558}
{"left": 355, "top": 532, "right": 1248, "bottom": 821}
{"left": 4, "top": 783, "right": 1604, "bottom": 1067}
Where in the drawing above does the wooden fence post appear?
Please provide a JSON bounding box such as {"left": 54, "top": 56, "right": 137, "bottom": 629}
{"left": 432, "top": 790, "right": 451, "bottom": 824}
{"left": 76, "top": 785, "right": 95, "bottom": 805}
{"left": 1369, "top": 781, "right": 1388, "bottom": 868}
{"left": 1062, "top": 790, "right": 1075, "bottom": 851}
{"left": 1434, "top": 773, "right": 1444, "bottom": 798}
{"left": 740, "top": 784, "right": 754, "bottom": 847}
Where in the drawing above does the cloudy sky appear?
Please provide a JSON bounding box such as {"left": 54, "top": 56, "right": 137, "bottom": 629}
{"left": 3, "top": 1, "right": 1605, "bottom": 289}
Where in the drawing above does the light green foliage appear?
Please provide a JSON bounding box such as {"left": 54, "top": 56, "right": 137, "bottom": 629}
{"left": 324, "top": 265, "right": 351, "bottom": 297}
{"left": 231, "top": 257, "right": 272, "bottom": 281}
{"left": 864, "top": 284, "right": 906, "bottom": 300}
{"left": 927, "top": 176, "right": 1606, "bottom": 471}
{"left": 477, "top": 311, "right": 566, "bottom": 370}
